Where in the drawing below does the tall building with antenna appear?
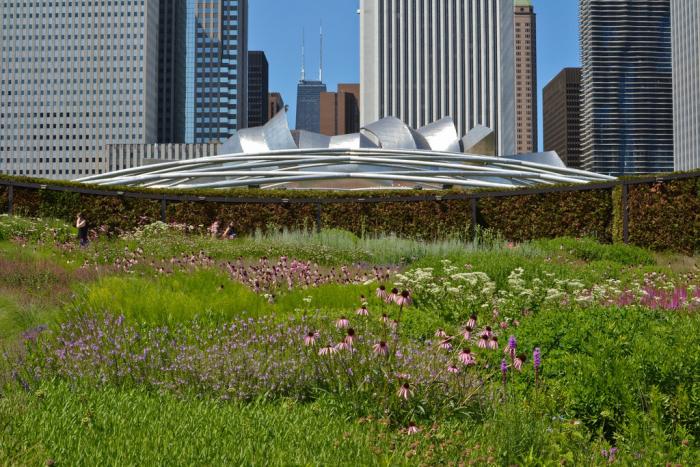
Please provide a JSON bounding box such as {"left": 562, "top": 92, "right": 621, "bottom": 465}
{"left": 295, "top": 25, "right": 327, "bottom": 132}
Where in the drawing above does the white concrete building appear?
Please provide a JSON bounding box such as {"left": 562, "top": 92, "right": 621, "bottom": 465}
{"left": 671, "top": 1, "right": 700, "bottom": 171}
{"left": 359, "top": 0, "right": 515, "bottom": 156}
{"left": 0, "top": 0, "right": 161, "bottom": 179}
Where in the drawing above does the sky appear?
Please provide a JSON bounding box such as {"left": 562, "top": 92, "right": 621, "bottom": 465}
{"left": 249, "top": 0, "right": 581, "bottom": 151}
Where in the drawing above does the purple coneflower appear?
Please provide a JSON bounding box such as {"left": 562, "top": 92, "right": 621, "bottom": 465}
{"left": 318, "top": 345, "right": 338, "bottom": 356}
{"left": 500, "top": 321, "right": 509, "bottom": 329}
{"left": 439, "top": 337, "right": 453, "bottom": 350}
{"left": 458, "top": 348, "right": 475, "bottom": 366}
{"left": 462, "top": 326, "right": 472, "bottom": 340}
{"left": 480, "top": 326, "right": 493, "bottom": 338}
{"left": 435, "top": 329, "right": 448, "bottom": 338}
{"left": 335, "top": 341, "right": 352, "bottom": 351}
{"left": 447, "top": 365, "right": 460, "bottom": 374}
{"left": 467, "top": 314, "right": 477, "bottom": 329}
{"left": 388, "top": 319, "right": 398, "bottom": 330}
{"left": 387, "top": 287, "right": 399, "bottom": 304}
{"left": 373, "top": 341, "right": 389, "bottom": 356}
{"left": 335, "top": 316, "right": 350, "bottom": 329}
{"left": 344, "top": 328, "right": 356, "bottom": 345}
{"left": 488, "top": 336, "right": 499, "bottom": 350}
{"left": 397, "top": 382, "right": 412, "bottom": 400}
{"left": 304, "top": 331, "right": 319, "bottom": 346}
{"left": 380, "top": 313, "right": 390, "bottom": 324}
{"left": 376, "top": 285, "right": 388, "bottom": 301}
{"left": 477, "top": 335, "right": 489, "bottom": 349}
{"left": 406, "top": 422, "right": 420, "bottom": 435}
{"left": 356, "top": 305, "right": 369, "bottom": 316}
{"left": 514, "top": 354, "right": 526, "bottom": 371}
{"left": 395, "top": 290, "right": 412, "bottom": 306}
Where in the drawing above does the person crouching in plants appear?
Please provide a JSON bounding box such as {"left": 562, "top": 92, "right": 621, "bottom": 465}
{"left": 209, "top": 219, "right": 221, "bottom": 238}
{"left": 221, "top": 222, "right": 237, "bottom": 240}
{"left": 75, "top": 212, "right": 88, "bottom": 247}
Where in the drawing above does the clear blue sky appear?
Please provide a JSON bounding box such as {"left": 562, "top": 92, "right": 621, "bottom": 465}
{"left": 249, "top": 0, "right": 580, "bottom": 151}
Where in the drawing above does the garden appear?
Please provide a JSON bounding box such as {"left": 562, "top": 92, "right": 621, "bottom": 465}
{"left": 0, "top": 214, "right": 698, "bottom": 465}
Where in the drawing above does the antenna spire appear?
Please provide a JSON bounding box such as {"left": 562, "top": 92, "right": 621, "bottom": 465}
{"left": 319, "top": 21, "right": 323, "bottom": 82}
{"left": 301, "top": 29, "right": 306, "bottom": 81}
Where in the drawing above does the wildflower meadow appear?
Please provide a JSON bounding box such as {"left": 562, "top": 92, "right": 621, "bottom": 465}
{"left": 0, "top": 216, "right": 698, "bottom": 465}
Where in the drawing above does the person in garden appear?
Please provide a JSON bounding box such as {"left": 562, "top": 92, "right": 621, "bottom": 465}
{"left": 75, "top": 212, "right": 88, "bottom": 247}
{"left": 209, "top": 219, "right": 221, "bottom": 238}
{"left": 222, "top": 222, "right": 237, "bottom": 240}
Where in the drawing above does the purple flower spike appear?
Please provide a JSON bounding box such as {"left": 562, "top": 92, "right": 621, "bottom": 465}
{"left": 508, "top": 335, "right": 517, "bottom": 350}
{"left": 500, "top": 359, "right": 508, "bottom": 375}
{"left": 533, "top": 348, "right": 541, "bottom": 369}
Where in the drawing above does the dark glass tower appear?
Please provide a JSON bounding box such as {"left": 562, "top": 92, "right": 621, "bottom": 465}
{"left": 158, "top": 0, "right": 248, "bottom": 144}
{"left": 580, "top": 0, "right": 673, "bottom": 176}
{"left": 247, "top": 51, "right": 270, "bottom": 128}
{"left": 296, "top": 80, "right": 327, "bottom": 132}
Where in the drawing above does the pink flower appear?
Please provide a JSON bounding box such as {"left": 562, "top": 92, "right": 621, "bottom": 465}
{"left": 480, "top": 326, "right": 493, "bottom": 338}
{"left": 500, "top": 321, "right": 509, "bottom": 329}
{"left": 477, "top": 336, "right": 488, "bottom": 349}
{"left": 462, "top": 326, "right": 473, "bottom": 340}
{"left": 397, "top": 382, "right": 412, "bottom": 400}
{"left": 439, "top": 337, "right": 453, "bottom": 350}
{"left": 435, "top": 329, "right": 448, "bottom": 338}
{"left": 388, "top": 320, "right": 398, "bottom": 330}
{"left": 406, "top": 422, "right": 420, "bottom": 435}
{"left": 395, "top": 290, "right": 412, "bottom": 306}
{"left": 335, "top": 341, "right": 352, "bottom": 351}
{"left": 447, "top": 365, "right": 460, "bottom": 374}
{"left": 514, "top": 354, "right": 526, "bottom": 371}
{"left": 344, "top": 328, "right": 356, "bottom": 345}
{"left": 373, "top": 341, "right": 389, "bottom": 356}
{"left": 467, "top": 314, "right": 477, "bottom": 329}
{"left": 356, "top": 305, "right": 369, "bottom": 316}
{"left": 380, "top": 313, "right": 390, "bottom": 324}
{"left": 318, "top": 345, "right": 338, "bottom": 356}
{"left": 387, "top": 287, "right": 399, "bottom": 304}
{"left": 458, "top": 348, "right": 476, "bottom": 366}
{"left": 304, "top": 331, "right": 319, "bottom": 346}
{"left": 376, "top": 285, "right": 388, "bottom": 301}
{"left": 488, "top": 336, "right": 499, "bottom": 350}
{"left": 335, "top": 316, "right": 350, "bottom": 329}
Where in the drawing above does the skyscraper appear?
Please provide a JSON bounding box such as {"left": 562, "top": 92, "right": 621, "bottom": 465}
{"left": 580, "top": 0, "right": 673, "bottom": 176}
{"left": 0, "top": 0, "right": 161, "bottom": 179}
{"left": 248, "top": 51, "right": 270, "bottom": 128}
{"left": 514, "top": 0, "right": 538, "bottom": 154}
{"left": 180, "top": 0, "right": 248, "bottom": 143}
{"left": 320, "top": 84, "right": 361, "bottom": 136}
{"left": 0, "top": 0, "right": 248, "bottom": 180}
{"left": 295, "top": 27, "right": 326, "bottom": 132}
{"left": 671, "top": 1, "right": 700, "bottom": 171}
{"left": 359, "top": 0, "right": 515, "bottom": 155}
{"left": 543, "top": 68, "right": 582, "bottom": 169}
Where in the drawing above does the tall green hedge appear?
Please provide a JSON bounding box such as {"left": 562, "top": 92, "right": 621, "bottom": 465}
{"left": 1, "top": 172, "right": 698, "bottom": 253}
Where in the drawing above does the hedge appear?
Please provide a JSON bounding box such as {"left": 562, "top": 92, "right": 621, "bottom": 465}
{"left": 0, "top": 171, "right": 698, "bottom": 253}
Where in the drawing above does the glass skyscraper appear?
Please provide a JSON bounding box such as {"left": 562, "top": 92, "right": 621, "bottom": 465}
{"left": 180, "top": 0, "right": 248, "bottom": 143}
{"left": 296, "top": 80, "right": 327, "bottom": 133}
{"left": 580, "top": 0, "right": 673, "bottom": 176}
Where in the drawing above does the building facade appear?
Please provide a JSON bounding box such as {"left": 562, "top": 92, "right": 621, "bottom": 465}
{"left": 295, "top": 80, "right": 327, "bottom": 132}
{"left": 320, "top": 84, "right": 361, "bottom": 136}
{"left": 543, "top": 68, "right": 582, "bottom": 169}
{"left": 180, "top": 0, "right": 248, "bottom": 143}
{"left": 247, "top": 51, "right": 269, "bottom": 128}
{"left": 580, "top": 0, "right": 673, "bottom": 176}
{"left": 514, "top": 0, "right": 537, "bottom": 154}
{"left": 102, "top": 143, "right": 219, "bottom": 173}
{"left": 268, "top": 93, "right": 285, "bottom": 120}
{"left": 359, "top": 0, "right": 515, "bottom": 155}
{"left": 0, "top": 0, "right": 161, "bottom": 179}
{"left": 0, "top": 0, "right": 248, "bottom": 180}
{"left": 671, "top": 1, "right": 700, "bottom": 171}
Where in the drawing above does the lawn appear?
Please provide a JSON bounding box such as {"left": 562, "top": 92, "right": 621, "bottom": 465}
{"left": 0, "top": 216, "right": 698, "bottom": 465}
